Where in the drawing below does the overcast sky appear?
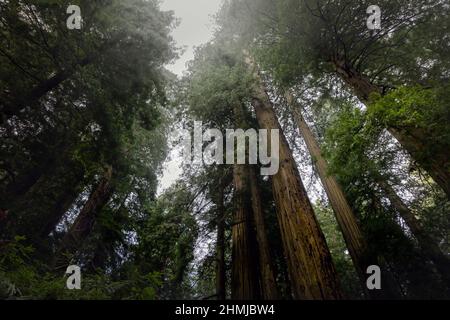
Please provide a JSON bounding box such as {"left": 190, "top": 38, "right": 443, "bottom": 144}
{"left": 160, "top": 0, "right": 223, "bottom": 76}
{"left": 158, "top": 0, "right": 223, "bottom": 193}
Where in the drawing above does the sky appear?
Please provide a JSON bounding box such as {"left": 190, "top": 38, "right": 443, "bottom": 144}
{"left": 158, "top": 0, "right": 223, "bottom": 193}
{"left": 160, "top": 0, "right": 223, "bottom": 76}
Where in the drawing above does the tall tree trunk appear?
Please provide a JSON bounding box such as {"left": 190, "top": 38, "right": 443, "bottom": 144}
{"left": 215, "top": 180, "right": 226, "bottom": 300}
{"left": 252, "top": 94, "right": 342, "bottom": 299}
{"left": 332, "top": 58, "right": 450, "bottom": 199}
{"left": 376, "top": 177, "right": 450, "bottom": 292}
{"left": 248, "top": 167, "right": 279, "bottom": 300}
{"left": 388, "top": 127, "right": 450, "bottom": 199}
{"left": 55, "top": 166, "right": 114, "bottom": 268}
{"left": 245, "top": 57, "right": 342, "bottom": 299}
{"left": 285, "top": 92, "right": 399, "bottom": 299}
{"left": 231, "top": 164, "right": 261, "bottom": 300}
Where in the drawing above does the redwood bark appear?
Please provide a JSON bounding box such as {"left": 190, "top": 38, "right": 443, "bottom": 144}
{"left": 56, "top": 166, "right": 114, "bottom": 265}
{"left": 287, "top": 92, "right": 407, "bottom": 298}
{"left": 247, "top": 64, "right": 342, "bottom": 298}
{"left": 249, "top": 167, "right": 279, "bottom": 300}
{"left": 231, "top": 164, "right": 261, "bottom": 300}
{"left": 332, "top": 58, "right": 450, "bottom": 199}
{"left": 285, "top": 92, "right": 374, "bottom": 296}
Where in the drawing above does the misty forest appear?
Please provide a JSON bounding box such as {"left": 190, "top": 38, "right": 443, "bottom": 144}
{"left": 1, "top": 0, "right": 450, "bottom": 300}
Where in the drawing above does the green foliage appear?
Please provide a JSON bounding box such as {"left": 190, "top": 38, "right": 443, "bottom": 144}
{"left": 322, "top": 94, "right": 449, "bottom": 298}
{"left": 221, "top": 0, "right": 450, "bottom": 89}
{"left": 0, "top": 186, "right": 199, "bottom": 300}
{"left": 0, "top": 0, "right": 187, "bottom": 300}
{"left": 186, "top": 42, "right": 254, "bottom": 128}
{"left": 368, "top": 85, "right": 450, "bottom": 164}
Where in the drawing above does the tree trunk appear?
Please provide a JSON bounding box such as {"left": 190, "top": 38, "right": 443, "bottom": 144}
{"left": 333, "top": 58, "right": 450, "bottom": 199}
{"left": 377, "top": 177, "right": 450, "bottom": 292}
{"left": 286, "top": 92, "right": 396, "bottom": 299}
{"left": 248, "top": 167, "right": 279, "bottom": 300}
{"left": 215, "top": 181, "right": 226, "bottom": 300}
{"left": 55, "top": 166, "right": 114, "bottom": 267}
{"left": 231, "top": 164, "right": 261, "bottom": 300}
{"left": 245, "top": 60, "right": 342, "bottom": 298}
{"left": 388, "top": 127, "right": 450, "bottom": 199}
